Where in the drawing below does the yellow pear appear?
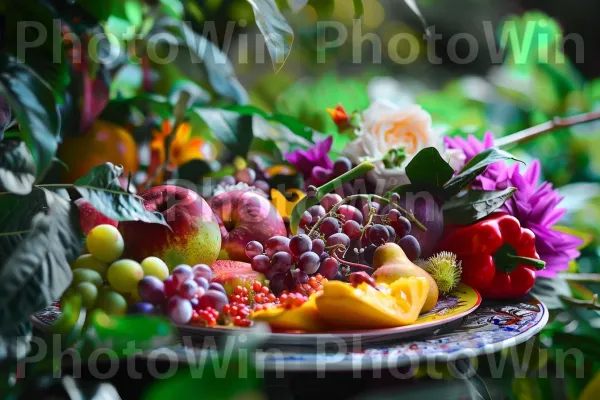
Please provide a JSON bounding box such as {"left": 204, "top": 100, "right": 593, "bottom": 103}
{"left": 371, "top": 243, "right": 439, "bottom": 312}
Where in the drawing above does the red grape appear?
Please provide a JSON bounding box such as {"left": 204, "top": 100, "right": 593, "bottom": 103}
{"left": 208, "top": 282, "right": 226, "bottom": 295}
{"left": 391, "top": 216, "right": 412, "bottom": 237}
{"left": 361, "top": 202, "right": 380, "bottom": 222}
{"left": 292, "top": 269, "right": 309, "bottom": 285}
{"left": 180, "top": 279, "right": 199, "bottom": 299}
{"left": 332, "top": 157, "right": 352, "bottom": 177}
{"left": 385, "top": 225, "right": 396, "bottom": 242}
{"left": 245, "top": 240, "right": 264, "bottom": 259}
{"left": 197, "top": 290, "right": 229, "bottom": 312}
{"left": 364, "top": 244, "right": 376, "bottom": 265}
{"left": 290, "top": 234, "right": 312, "bottom": 257}
{"left": 192, "top": 264, "right": 213, "bottom": 281}
{"left": 368, "top": 224, "right": 389, "bottom": 245}
{"left": 338, "top": 205, "right": 363, "bottom": 224}
{"left": 312, "top": 238, "right": 325, "bottom": 255}
{"left": 342, "top": 220, "right": 363, "bottom": 239}
{"left": 319, "top": 257, "right": 339, "bottom": 279}
{"left": 138, "top": 276, "right": 166, "bottom": 305}
{"left": 319, "top": 217, "right": 340, "bottom": 238}
{"left": 194, "top": 276, "right": 209, "bottom": 291}
{"left": 129, "top": 302, "right": 155, "bottom": 315}
{"left": 172, "top": 265, "right": 193, "bottom": 287}
{"left": 251, "top": 254, "right": 270, "bottom": 274}
{"left": 271, "top": 251, "right": 293, "bottom": 274}
{"left": 297, "top": 251, "right": 321, "bottom": 274}
{"left": 300, "top": 211, "right": 312, "bottom": 229}
{"left": 269, "top": 273, "right": 287, "bottom": 295}
{"left": 321, "top": 193, "right": 343, "bottom": 212}
{"left": 307, "top": 205, "right": 326, "bottom": 224}
{"left": 327, "top": 233, "right": 350, "bottom": 250}
{"left": 163, "top": 276, "right": 178, "bottom": 298}
{"left": 389, "top": 193, "right": 401, "bottom": 204}
{"left": 253, "top": 180, "right": 270, "bottom": 193}
{"left": 265, "top": 236, "right": 291, "bottom": 257}
{"left": 398, "top": 235, "right": 421, "bottom": 261}
{"left": 167, "top": 296, "right": 193, "bottom": 324}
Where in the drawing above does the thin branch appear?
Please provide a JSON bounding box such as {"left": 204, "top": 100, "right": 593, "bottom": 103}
{"left": 496, "top": 110, "right": 600, "bottom": 148}
{"left": 560, "top": 294, "right": 600, "bottom": 311}
{"left": 559, "top": 273, "right": 600, "bottom": 284}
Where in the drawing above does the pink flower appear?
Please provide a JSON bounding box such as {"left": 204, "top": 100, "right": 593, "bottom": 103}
{"left": 444, "top": 132, "right": 583, "bottom": 276}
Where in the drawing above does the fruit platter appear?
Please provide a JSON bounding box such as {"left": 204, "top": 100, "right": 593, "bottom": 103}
{"left": 34, "top": 114, "right": 575, "bottom": 349}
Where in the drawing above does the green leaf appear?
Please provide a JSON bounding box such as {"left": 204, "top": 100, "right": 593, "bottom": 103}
{"left": 0, "top": 54, "right": 61, "bottom": 177}
{"left": 405, "top": 147, "right": 455, "bottom": 188}
{"left": 227, "top": 105, "right": 314, "bottom": 141}
{"left": 177, "top": 159, "right": 220, "bottom": 182}
{"left": 443, "top": 188, "right": 517, "bottom": 225}
{"left": 73, "top": 163, "right": 169, "bottom": 226}
{"left": 246, "top": 0, "right": 294, "bottom": 71}
{"left": 0, "top": 321, "right": 32, "bottom": 361}
{"left": 0, "top": 140, "right": 36, "bottom": 195}
{"left": 4, "top": 2, "right": 70, "bottom": 104}
{"left": 77, "top": 0, "right": 144, "bottom": 26}
{"left": 353, "top": 0, "right": 364, "bottom": 17}
{"left": 0, "top": 189, "right": 81, "bottom": 331}
{"left": 189, "top": 108, "right": 254, "bottom": 161}
{"left": 151, "top": 18, "right": 248, "bottom": 104}
{"left": 443, "top": 148, "right": 521, "bottom": 199}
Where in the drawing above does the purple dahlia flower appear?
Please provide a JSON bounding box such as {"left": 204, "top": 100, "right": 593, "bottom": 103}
{"left": 285, "top": 136, "right": 334, "bottom": 185}
{"left": 444, "top": 132, "right": 583, "bottom": 277}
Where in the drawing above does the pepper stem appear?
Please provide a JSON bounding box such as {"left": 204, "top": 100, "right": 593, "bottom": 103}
{"left": 504, "top": 254, "right": 546, "bottom": 270}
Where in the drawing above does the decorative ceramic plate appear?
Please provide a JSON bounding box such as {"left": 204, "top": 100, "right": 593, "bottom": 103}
{"left": 176, "top": 283, "right": 482, "bottom": 347}
{"left": 154, "top": 296, "right": 548, "bottom": 372}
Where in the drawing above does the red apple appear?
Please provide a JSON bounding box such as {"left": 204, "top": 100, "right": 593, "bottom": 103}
{"left": 74, "top": 198, "right": 118, "bottom": 235}
{"left": 209, "top": 190, "right": 286, "bottom": 261}
{"left": 119, "top": 185, "right": 221, "bottom": 269}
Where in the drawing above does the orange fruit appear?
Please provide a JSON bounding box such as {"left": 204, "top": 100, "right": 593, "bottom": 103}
{"left": 57, "top": 120, "right": 139, "bottom": 182}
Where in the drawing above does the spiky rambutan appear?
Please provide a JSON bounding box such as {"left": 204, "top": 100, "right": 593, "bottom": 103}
{"left": 421, "top": 252, "right": 462, "bottom": 294}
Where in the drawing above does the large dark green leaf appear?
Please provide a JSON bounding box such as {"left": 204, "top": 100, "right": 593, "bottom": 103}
{"left": 443, "top": 148, "right": 521, "bottom": 199}
{"left": 246, "top": 0, "right": 294, "bottom": 70}
{"left": 443, "top": 188, "right": 517, "bottom": 225}
{"left": 4, "top": 3, "right": 70, "bottom": 104}
{"left": 75, "top": 0, "right": 144, "bottom": 26}
{"left": 150, "top": 18, "right": 248, "bottom": 104}
{"left": 0, "top": 54, "right": 61, "bottom": 177}
{"left": 0, "top": 321, "right": 32, "bottom": 361}
{"left": 73, "top": 163, "right": 168, "bottom": 226}
{"left": 405, "top": 147, "right": 455, "bottom": 188}
{"left": 530, "top": 277, "right": 571, "bottom": 310}
{"left": 0, "top": 140, "right": 36, "bottom": 195}
{"left": 189, "top": 108, "right": 254, "bottom": 160}
{"left": 227, "top": 105, "right": 314, "bottom": 142}
{"left": 0, "top": 189, "right": 48, "bottom": 261}
{"left": 0, "top": 189, "right": 81, "bottom": 331}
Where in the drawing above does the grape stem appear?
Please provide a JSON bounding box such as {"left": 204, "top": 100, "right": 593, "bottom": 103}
{"left": 330, "top": 252, "right": 373, "bottom": 272}
{"left": 308, "top": 194, "right": 427, "bottom": 237}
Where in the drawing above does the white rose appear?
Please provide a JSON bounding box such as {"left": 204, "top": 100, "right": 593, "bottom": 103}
{"left": 344, "top": 100, "right": 463, "bottom": 191}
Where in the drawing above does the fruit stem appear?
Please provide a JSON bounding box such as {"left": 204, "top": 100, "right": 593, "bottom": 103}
{"left": 371, "top": 195, "right": 427, "bottom": 232}
{"left": 331, "top": 252, "right": 373, "bottom": 272}
{"left": 308, "top": 193, "right": 427, "bottom": 236}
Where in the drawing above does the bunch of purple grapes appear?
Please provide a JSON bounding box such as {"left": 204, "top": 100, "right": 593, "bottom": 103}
{"left": 299, "top": 192, "right": 422, "bottom": 267}
{"left": 246, "top": 235, "right": 340, "bottom": 295}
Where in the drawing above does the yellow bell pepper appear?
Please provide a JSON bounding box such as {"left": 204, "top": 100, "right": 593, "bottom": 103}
{"left": 315, "top": 277, "right": 429, "bottom": 330}
{"left": 250, "top": 294, "right": 324, "bottom": 332}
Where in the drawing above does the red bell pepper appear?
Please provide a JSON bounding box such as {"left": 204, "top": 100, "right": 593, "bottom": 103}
{"left": 439, "top": 212, "right": 545, "bottom": 299}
